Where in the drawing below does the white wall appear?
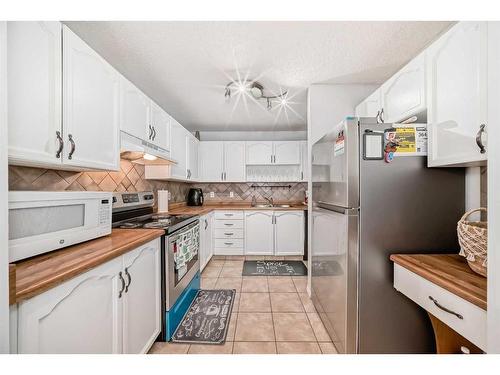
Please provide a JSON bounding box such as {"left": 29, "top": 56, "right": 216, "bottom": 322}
{"left": 306, "top": 84, "right": 377, "bottom": 295}
{"left": 487, "top": 21, "right": 500, "bottom": 354}
{"left": 198, "top": 130, "right": 307, "bottom": 141}
{"left": 0, "top": 21, "right": 10, "bottom": 353}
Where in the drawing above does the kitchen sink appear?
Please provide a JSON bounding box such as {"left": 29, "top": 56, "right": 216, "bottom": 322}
{"left": 273, "top": 204, "right": 291, "bottom": 208}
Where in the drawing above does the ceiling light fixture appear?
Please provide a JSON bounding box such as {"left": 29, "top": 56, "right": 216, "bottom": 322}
{"left": 224, "top": 80, "right": 287, "bottom": 110}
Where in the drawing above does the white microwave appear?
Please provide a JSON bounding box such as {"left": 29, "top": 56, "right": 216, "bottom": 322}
{"left": 8, "top": 191, "right": 112, "bottom": 262}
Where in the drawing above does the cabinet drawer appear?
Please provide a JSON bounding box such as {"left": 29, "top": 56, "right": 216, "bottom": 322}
{"left": 214, "top": 229, "right": 244, "bottom": 239}
{"left": 215, "top": 219, "right": 244, "bottom": 229}
{"left": 394, "top": 264, "right": 487, "bottom": 351}
{"left": 214, "top": 247, "right": 244, "bottom": 256}
{"left": 214, "top": 239, "right": 244, "bottom": 248}
{"left": 214, "top": 211, "right": 244, "bottom": 220}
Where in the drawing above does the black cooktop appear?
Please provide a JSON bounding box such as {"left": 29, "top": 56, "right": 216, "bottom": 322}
{"left": 113, "top": 213, "right": 197, "bottom": 234}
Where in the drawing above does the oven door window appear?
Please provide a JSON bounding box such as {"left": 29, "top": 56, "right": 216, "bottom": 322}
{"left": 9, "top": 204, "right": 85, "bottom": 240}
{"left": 172, "top": 223, "right": 199, "bottom": 285}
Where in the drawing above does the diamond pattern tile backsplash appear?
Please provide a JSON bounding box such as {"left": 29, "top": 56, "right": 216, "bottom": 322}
{"left": 8, "top": 160, "right": 307, "bottom": 205}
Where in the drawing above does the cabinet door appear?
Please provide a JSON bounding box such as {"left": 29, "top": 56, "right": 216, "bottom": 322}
{"left": 187, "top": 135, "right": 199, "bottom": 180}
{"left": 169, "top": 118, "right": 187, "bottom": 179}
{"left": 274, "top": 211, "right": 304, "bottom": 255}
{"left": 300, "top": 141, "right": 308, "bottom": 182}
{"left": 62, "top": 26, "right": 120, "bottom": 171}
{"left": 150, "top": 101, "right": 170, "bottom": 151}
{"left": 199, "top": 215, "right": 211, "bottom": 271}
{"left": 381, "top": 52, "right": 426, "bottom": 123}
{"left": 357, "top": 89, "right": 382, "bottom": 118}
{"left": 246, "top": 141, "right": 273, "bottom": 165}
{"left": 119, "top": 77, "right": 150, "bottom": 140}
{"left": 122, "top": 239, "right": 161, "bottom": 354}
{"left": 224, "top": 141, "right": 246, "bottom": 182}
{"left": 244, "top": 211, "right": 274, "bottom": 255}
{"left": 17, "top": 257, "right": 123, "bottom": 354}
{"left": 427, "top": 22, "right": 488, "bottom": 167}
{"left": 7, "top": 21, "right": 63, "bottom": 168}
{"left": 199, "top": 141, "right": 224, "bottom": 182}
{"left": 274, "top": 141, "right": 301, "bottom": 165}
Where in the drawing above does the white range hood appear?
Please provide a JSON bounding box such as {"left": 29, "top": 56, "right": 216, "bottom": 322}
{"left": 120, "top": 131, "right": 176, "bottom": 165}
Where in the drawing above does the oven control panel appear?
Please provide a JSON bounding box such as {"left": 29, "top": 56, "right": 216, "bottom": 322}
{"left": 112, "top": 191, "right": 155, "bottom": 212}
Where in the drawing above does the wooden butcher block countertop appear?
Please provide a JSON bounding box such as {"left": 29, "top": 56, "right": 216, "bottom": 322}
{"left": 390, "top": 254, "right": 487, "bottom": 310}
{"left": 168, "top": 202, "right": 307, "bottom": 216}
{"left": 10, "top": 228, "right": 164, "bottom": 305}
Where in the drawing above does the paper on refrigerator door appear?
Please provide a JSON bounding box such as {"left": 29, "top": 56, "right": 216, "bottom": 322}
{"left": 385, "top": 125, "right": 427, "bottom": 156}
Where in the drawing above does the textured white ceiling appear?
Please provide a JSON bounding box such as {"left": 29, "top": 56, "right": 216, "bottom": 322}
{"left": 64, "top": 21, "right": 452, "bottom": 132}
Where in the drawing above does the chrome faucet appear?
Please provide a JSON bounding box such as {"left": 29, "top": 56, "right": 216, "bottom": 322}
{"left": 264, "top": 196, "right": 274, "bottom": 207}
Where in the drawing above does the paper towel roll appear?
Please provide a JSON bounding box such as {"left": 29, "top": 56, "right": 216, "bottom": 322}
{"left": 157, "top": 190, "right": 169, "bottom": 213}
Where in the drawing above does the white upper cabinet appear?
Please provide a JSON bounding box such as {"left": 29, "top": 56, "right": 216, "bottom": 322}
{"left": 224, "top": 141, "right": 246, "bottom": 182}
{"left": 7, "top": 21, "right": 63, "bottom": 168}
{"left": 199, "top": 141, "right": 224, "bottom": 181}
{"left": 62, "top": 25, "right": 120, "bottom": 171}
{"left": 246, "top": 141, "right": 274, "bottom": 164}
{"left": 381, "top": 52, "right": 426, "bottom": 123}
{"left": 355, "top": 89, "right": 382, "bottom": 119}
{"left": 274, "top": 211, "right": 304, "bottom": 255}
{"left": 149, "top": 101, "right": 170, "bottom": 152}
{"left": 122, "top": 241, "right": 161, "bottom": 354}
{"left": 120, "top": 77, "right": 150, "bottom": 140}
{"left": 274, "top": 141, "right": 301, "bottom": 165}
{"left": 244, "top": 211, "right": 274, "bottom": 255}
{"left": 17, "top": 257, "right": 123, "bottom": 354}
{"left": 169, "top": 118, "right": 188, "bottom": 179}
{"left": 300, "top": 141, "right": 308, "bottom": 182}
{"left": 427, "top": 22, "right": 488, "bottom": 167}
{"left": 186, "top": 134, "right": 199, "bottom": 181}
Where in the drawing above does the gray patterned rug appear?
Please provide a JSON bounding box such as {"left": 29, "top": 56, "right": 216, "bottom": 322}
{"left": 242, "top": 260, "right": 308, "bottom": 276}
{"left": 171, "top": 289, "right": 235, "bottom": 344}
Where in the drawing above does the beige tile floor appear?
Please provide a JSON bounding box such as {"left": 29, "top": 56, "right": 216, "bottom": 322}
{"left": 149, "top": 256, "right": 338, "bottom": 355}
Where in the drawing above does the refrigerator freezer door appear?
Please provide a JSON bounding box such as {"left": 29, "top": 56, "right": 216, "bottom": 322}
{"left": 312, "top": 118, "right": 360, "bottom": 209}
{"left": 311, "top": 205, "right": 359, "bottom": 354}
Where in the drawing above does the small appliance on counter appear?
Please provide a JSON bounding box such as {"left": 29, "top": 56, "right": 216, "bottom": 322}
{"left": 112, "top": 191, "right": 200, "bottom": 341}
{"left": 8, "top": 191, "right": 112, "bottom": 262}
{"left": 187, "top": 188, "right": 204, "bottom": 206}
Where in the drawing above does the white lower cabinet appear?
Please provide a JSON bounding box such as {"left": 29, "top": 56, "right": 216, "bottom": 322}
{"left": 214, "top": 211, "right": 245, "bottom": 255}
{"left": 199, "top": 212, "right": 214, "bottom": 271}
{"left": 16, "top": 239, "right": 161, "bottom": 354}
{"left": 244, "top": 210, "right": 304, "bottom": 256}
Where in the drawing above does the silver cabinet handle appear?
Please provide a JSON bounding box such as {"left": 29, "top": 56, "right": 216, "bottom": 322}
{"left": 224, "top": 232, "right": 234, "bottom": 236}
{"left": 152, "top": 126, "right": 157, "bottom": 141}
{"left": 148, "top": 125, "right": 153, "bottom": 140}
{"left": 68, "top": 134, "right": 76, "bottom": 160}
{"left": 476, "top": 124, "right": 486, "bottom": 154}
{"left": 376, "top": 109, "right": 385, "bottom": 124}
{"left": 224, "top": 223, "right": 234, "bottom": 226}
{"left": 124, "top": 268, "right": 131, "bottom": 293}
{"left": 428, "top": 296, "right": 463, "bottom": 319}
{"left": 224, "top": 172, "right": 226, "bottom": 180}
{"left": 118, "top": 272, "right": 125, "bottom": 298}
{"left": 56, "top": 131, "right": 64, "bottom": 158}
{"left": 271, "top": 154, "right": 273, "bottom": 163}
{"left": 221, "top": 172, "right": 224, "bottom": 181}
{"left": 301, "top": 171, "right": 304, "bottom": 180}
{"left": 224, "top": 242, "right": 234, "bottom": 246}
{"left": 204, "top": 219, "right": 208, "bottom": 230}
{"left": 224, "top": 213, "right": 233, "bottom": 217}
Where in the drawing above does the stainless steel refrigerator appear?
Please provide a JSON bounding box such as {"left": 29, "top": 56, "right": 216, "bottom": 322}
{"left": 311, "top": 117, "right": 465, "bottom": 354}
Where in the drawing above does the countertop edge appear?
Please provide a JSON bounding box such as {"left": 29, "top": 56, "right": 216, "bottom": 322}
{"left": 12, "top": 229, "right": 164, "bottom": 305}
{"left": 390, "top": 254, "right": 487, "bottom": 310}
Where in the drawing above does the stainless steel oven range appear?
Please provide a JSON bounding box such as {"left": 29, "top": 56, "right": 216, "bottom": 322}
{"left": 112, "top": 191, "right": 200, "bottom": 341}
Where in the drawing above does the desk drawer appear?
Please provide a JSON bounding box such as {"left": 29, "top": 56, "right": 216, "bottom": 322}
{"left": 214, "top": 211, "right": 244, "bottom": 220}
{"left": 215, "top": 220, "right": 244, "bottom": 229}
{"left": 214, "top": 229, "right": 244, "bottom": 239}
{"left": 394, "top": 264, "right": 487, "bottom": 351}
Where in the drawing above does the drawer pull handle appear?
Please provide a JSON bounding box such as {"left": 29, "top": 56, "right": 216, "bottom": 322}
{"left": 224, "top": 214, "right": 233, "bottom": 216}
{"left": 224, "top": 223, "right": 234, "bottom": 226}
{"left": 428, "top": 296, "right": 463, "bottom": 320}
{"left": 224, "top": 242, "right": 234, "bottom": 246}
{"left": 224, "top": 233, "right": 234, "bottom": 235}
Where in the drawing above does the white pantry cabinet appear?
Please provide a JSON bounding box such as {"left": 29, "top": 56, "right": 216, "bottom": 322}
{"left": 17, "top": 257, "right": 123, "bottom": 354}
{"left": 244, "top": 211, "right": 274, "bottom": 255}
{"left": 199, "top": 212, "right": 214, "bottom": 271}
{"left": 122, "top": 241, "right": 161, "bottom": 354}
{"left": 7, "top": 21, "right": 63, "bottom": 168}
{"left": 274, "top": 211, "right": 305, "bottom": 255}
{"left": 16, "top": 239, "right": 161, "bottom": 354}
{"left": 380, "top": 52, "right": 426, "bottom": 123}
{"left": 427, "top": 21, "right": 488, "bottom": 167}
{"left": 199, "top": 141, "right": 246, "bottom": 182}
{"left": 355, "top": 89, "right": 382, "bottom": 120}
{"left": 62, "top": 25, "right": 120, "bottom": 171}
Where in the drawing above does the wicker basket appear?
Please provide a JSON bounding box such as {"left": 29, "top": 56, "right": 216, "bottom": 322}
{"left": 457, "top": 208, "right": 488, "bottom": 277}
